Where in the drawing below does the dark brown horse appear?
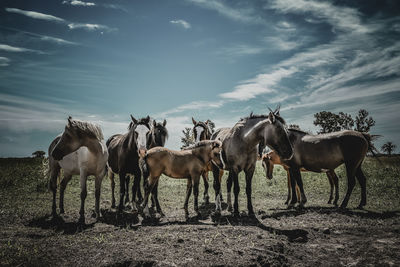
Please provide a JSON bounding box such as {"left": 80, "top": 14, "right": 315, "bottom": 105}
{"left": 140, "top": 140, "right": 222, "bottom": 220}
{"left": 281, "top": 129, "right": 373, "bottom": 209}
{"left": 107, "top": 115, "right": 153, "bottom": 211}
{"left": 262, "top": 150, "right": 339, "bottom": 206}
{"left": 211, "top": 107, "right": 293, "bottom": 216}
{"left": 192, "top": 117, "right": 223, "bottom": 204}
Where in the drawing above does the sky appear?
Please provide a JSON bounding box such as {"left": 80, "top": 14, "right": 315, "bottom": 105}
{"left": 0, "top": 0, "right": 399, "bottom": 157}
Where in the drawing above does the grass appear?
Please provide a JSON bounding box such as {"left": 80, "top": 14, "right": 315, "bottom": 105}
{"left": 0, "top": 156, "right": 399, "bottom": 223}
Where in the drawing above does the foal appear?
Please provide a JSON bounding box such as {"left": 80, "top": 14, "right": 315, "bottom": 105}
{"left": 140, "top": 140, "right": 222, "bottom": 220}
{"left": 262, "top": 151, "right": 339, "bottom": 206}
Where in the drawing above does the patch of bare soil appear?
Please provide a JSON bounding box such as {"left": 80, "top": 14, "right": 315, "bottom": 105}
{"left": 1, "top": 201, "right": 400, "bottom": 266}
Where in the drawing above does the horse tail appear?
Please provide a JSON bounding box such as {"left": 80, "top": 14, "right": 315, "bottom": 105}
{"left": 361, "top": 133, "right": 383, "bottom": 165}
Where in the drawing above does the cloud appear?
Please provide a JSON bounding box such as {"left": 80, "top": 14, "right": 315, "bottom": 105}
{"left": 187, "top": 0, "right": 264, "bottom": 24}
{"left": 158, "top": 100, "right": 225, "bottom": 117}
{"left": 220, "top": 67, "right": 297, "bottom": 101}
{"left": 264, "top": 36, "right": 299, "bottom": 51}
{"left": 62, "top": 0, "right": 95, "bottom": 7}
{"left": 267, "top": 0, "right": 370, "bottom": 33}
{"left": 0, "top": 57, "right": 10, "bottom": 66}
{"left": 5, "top": 7, "right": 115, "bottom": 32}
{"left": 39, "top": 36, "right": 78, "bottom": 45}
{"left": 170, "top": 19, "right": 191, "bottom": 29}
{"left": 5, "top": 7, "right": 65, "bottom": 23}
{"left": 0, "top": 43, "right": 46, "bottom": 54}
{"left": 217, "top": 44, "right": 265, "bottom": 57}
{"left": 67, "top": 23, "right": 115, "bottom": 32}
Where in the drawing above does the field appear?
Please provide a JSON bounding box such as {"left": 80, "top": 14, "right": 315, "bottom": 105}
{"left": 1, "top": 156, "right": 400, "bottom": 266}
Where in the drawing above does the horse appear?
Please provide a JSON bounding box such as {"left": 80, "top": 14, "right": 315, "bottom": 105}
{"left": 140, "top": 140, "right": 223, "bottom": 220}
{"left": 107, "top": 115, "right": 153, "bottom": 211}
{"left": 261, "top": 150, "right": 339, "bottom": 206}
{"left": 211, "top": 107, "right": 294, "bottom": 216}
{"left": 280, "top": 128, "right": 373, "bottom": 209}
{"left": 49, "top": 117, "right": 108, "bottom": 223}
{"left": 108, "top": 118, "right": 168, "bottom": 209}
{"left": 192, "top": 117, "right": 223, "bottom": 204}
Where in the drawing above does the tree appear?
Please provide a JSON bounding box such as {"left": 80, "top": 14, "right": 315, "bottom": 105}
{"left": 313, "top": 111, "right": 342, "bottom": 133}
{"left": 288, "top": 124, "right": 301, "bottom": 131}
{"left": 355, "top": 109, "right": 375, "bottom": 132}
{"left": 337, "top": 112, "right": 354, "bottom": 130}
{"left": 314, "top": 109, "right": 374, "bottom": 134}
{"left": 381, "top": 142, "right": 396, "bottom": 155}
{"left": 180, "top": 127, "right": 194, "bottom": 149}
{"left": 32, "top": 150, "right": 45, "bottom": 158}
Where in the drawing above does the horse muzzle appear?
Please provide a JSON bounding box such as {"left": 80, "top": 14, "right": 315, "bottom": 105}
{"left": 139, "top": 148, "right": 147, "bottom": 158}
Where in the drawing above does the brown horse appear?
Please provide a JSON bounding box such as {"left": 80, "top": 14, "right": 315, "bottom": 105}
{"left": 262, "top": 151, "right": 339, "bottom": 206}
{"left": 140, "top": 140, "right": 222, "bottom": 220}
{"left": 192, "top": 117, "right": 224, "bottom": 204}
{"left": 281, "top": 129, "right": 373, "bottom": 209}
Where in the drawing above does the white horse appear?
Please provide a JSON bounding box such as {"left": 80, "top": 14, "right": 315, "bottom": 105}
{"left": 49, "top": 117, "right": 108, "bottom": 223}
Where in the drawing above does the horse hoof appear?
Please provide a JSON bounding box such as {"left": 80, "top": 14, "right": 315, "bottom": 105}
{"left": 227, "top": 205, "right": 233, "bottom": 212}
{"left": 233, "top": 211, "right": 240, "bottom": 217}
{"left": 248, "top": 211, "right": 255, "bottom": 218}
{"left": 357, "top": 205, "right": 364, "bottom": 210}
{"left": 287, "top": 204, "right": 295, "bottom": 209}
{"left": 327, "top": 200, "right": 332, "bottom": 204}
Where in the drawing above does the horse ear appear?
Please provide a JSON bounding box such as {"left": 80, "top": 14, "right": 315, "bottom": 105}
{"left": 268, "top": 112, "right": 276, "bottom": 124}
{"left": 163, "top": 119, "right": 167, "bottom": 127}
{"left": 274, "top": 104, "right": 281, "bottom": 116}
{"left": 145, "top": 115, "right": 150, "bottom": 123}
{"left": 67, "top": 116, "right": 73, "bottom": 126}
{"left": 205, "top": 120, "right": 210, "bottom": 125}
{"left": 130, "top": 115, "right": 137, "bottom": 124}
{"left": 192, "top": 117, "right": 197, "bottom": 125}
{"left": 153, "top": 120, "right": 157, "bottom": 127}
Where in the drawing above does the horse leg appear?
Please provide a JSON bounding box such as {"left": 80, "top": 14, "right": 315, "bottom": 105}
{"left": 202, "top": 171, "right": 210, "bottom": 204}
{"left": 94, "top": 174, "right": 103, "bottom": 220}
{"left": 294, "top": 170, "right": 307, "bottom": 207}
{"left": 226, "top": 171, "right": 233, "bottom": 212}
{"left": 109, "top": 170, "right": 116, "bottom": 208}
{"left": 327, "top": 171, "right": 334, "bottom": 204}
{"left": 212, "top": 163, "right": 222, "bottom": 213}
{"left": 340, "top": 162, "right": 357, "bottom": 209}
{"left": 59, "top": 174, "right": 72, "bottom": 214}
{"left": 118, "top": 172, "right": 126, "bottom": 212}
{"left": 285, "top": 170, "right": 291, "bottom": 205}
{"left": 193, "top": 176, "right": 201, "bottom": 217}
{"left": 49, "top": 164, "right": 60, "bottom": 216}
{"left": 152, "top": 181, "right": 164, "bottom": 216}
{"left": 79, "top": 170, "right": 88, "bottom": 224}
{"left": 219, "top": 169, "right": 224, "bottom": 202}
{"left": 232, "top": 170, "right": 240, "bottom": 216}
{"left": 245, "top": 166, "right": 255, "bottom": 216}
{"left": 355, "top": 165, "right": 367, "bottom": 209}
{"left": 133, "top": 168, "right": 143, "bottom": 204}
{"left": 142, "top": 175, "right": 158, "bottom": 218}
{"left": 124, "top": 175, "right": 130, "bottom": 204}
{"left": 288, "top": 168, "right": 299, "bottom": 208}
{"left": 184, "top": 178, "right": 193, "bottom": 221}
{"left": 332, "top": 170, "right": 339, "bottom": 207}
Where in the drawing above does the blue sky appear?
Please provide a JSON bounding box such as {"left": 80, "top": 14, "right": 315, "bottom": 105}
{"left": 0, "top": 0, "right": 399, "bottom": 156}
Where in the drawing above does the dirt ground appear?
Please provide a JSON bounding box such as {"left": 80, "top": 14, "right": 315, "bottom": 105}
{"left": 1, "top": 158, "right": 400, "bottom": 266}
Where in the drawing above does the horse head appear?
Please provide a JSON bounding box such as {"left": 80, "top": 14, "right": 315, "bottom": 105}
{"left": 129, "top": 115, "right": 153, "bottom": 158}
{"left": 192, "top": 117, "right": 211, "bottom": 143}
{"left": 51, "top": 116, "right": 103, "bottom": 160}
{"left": 261, "top": 153, "right": 274, "bottom": 180}
{"left": 152, "top": 119, "right": 168, "bottom": 147}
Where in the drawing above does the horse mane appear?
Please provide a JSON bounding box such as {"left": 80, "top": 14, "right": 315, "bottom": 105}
{"left": 68, "top": 119, "right": 104, "bottom": 141}
{"left": 194, "top": 121, "right": 211, "bottom": 136}
{"left": 182, "top": 140, "right": 213, "bottom": 150}
{"left": 287, "top": 128, "right": 308, "bottom": 134}
{"left": 241, "top": 112, "right": 286, "bottom": 125}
